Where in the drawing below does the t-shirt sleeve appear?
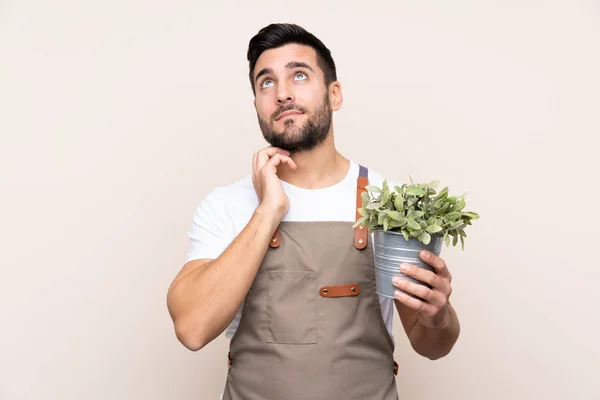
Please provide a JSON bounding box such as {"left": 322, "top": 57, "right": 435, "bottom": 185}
{"left": 185, "top": 188, "right": 236, "bottom": 263}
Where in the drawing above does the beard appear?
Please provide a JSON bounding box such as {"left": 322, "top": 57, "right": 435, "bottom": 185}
{"left": 258, "top": 94, "right": 332, "bottom": 154}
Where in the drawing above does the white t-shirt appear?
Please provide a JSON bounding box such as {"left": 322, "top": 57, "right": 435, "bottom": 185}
{"left": 185, "top": 157, "right": 399, "bottom": 341}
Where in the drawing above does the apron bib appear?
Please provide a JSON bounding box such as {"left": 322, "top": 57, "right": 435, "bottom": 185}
{"left": 223, "top": 166, "right": 399, "bottom": 400}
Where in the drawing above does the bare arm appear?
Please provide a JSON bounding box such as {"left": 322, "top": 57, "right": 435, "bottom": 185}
{"left": 167, "top": 205, "right": 281, "bottom": 351}
{"left": 395, "top": 299, "right": 460, "bottom": 360}
{"left": 166, "top": 146, "right": 297, "bottom": 351}
{"left": 393, "top": 250, "right": 460, "bottom": 360}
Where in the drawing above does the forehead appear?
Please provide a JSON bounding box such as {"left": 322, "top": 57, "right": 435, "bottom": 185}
{"left": 254, "top": 43, "right": 320, "bottom": 77}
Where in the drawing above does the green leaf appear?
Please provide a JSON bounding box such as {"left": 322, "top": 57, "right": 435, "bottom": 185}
{"left": 358, "top": 208, "right": 368, "bottom": 217}
{"left": 383, "top": 217, "right": 389, "bottom": 231}
{"left": 445, "top": 212, "right": 461, "bottom": 221}
{"left": 365, "top": 185, "right": 381, "bottom": 193}
{"left": 387, "top": 211, "right": 406, "bottom": 223}
{"left": 389, "top": 219, "right": 405, "bottom": 228}
{"left": 419, "top": 231, "right": 431, "bottom": 245}
{"left": 434, "top": 202, "right": 452, "bottom": 215}
{"left": 352, "top": 217, "right": 367, "bottom": 228}
{"left": 449, "top": 221, "right": 465, "bottom": 230}
{"left": 406, "top": 187, "right": 426, "bottom": 196}
{"left": 462, "top": 212, "right": 479, "bottom": 220}
{"left": 453, "top": 200, "right": 466, "bottom": 211}
{"left": 402, "top": 230, "right": 410, "bottom": 241}
{"left": 361, "top": 191, "right": 370, "bottom": 204}
{"left": 434, "top": 187, "right": 449, "bottom": 200}
{"left": 460, "top": 234, "right": 465, "bottom": 250}
{"left": 444, "top": 232, "right": 450, "bottom": 247}
{"left": 426, "top": 224, "right": 443, "bottom": 234}
{"left": 365, "top": 202, "right": 380, "bottom": 210}
{"left": 453, "top": 234, "right": 458, "bottom": 246}
{"left": 393, "top": 196, "right": 405, "bottom": 213}
{"left": 459, "top": 229, "right": 467, "bottom": 237}
{"left": 378, "top": 213, "right": 387, "bottom": 225}
{"left": 427, "top": 180, "right": 440, "bottom": 189}
{"left": 407, "top": 219, "right": 421, "bottom": 230}
{"left": 407, "top": 210, "right": 425, "bottom": 219}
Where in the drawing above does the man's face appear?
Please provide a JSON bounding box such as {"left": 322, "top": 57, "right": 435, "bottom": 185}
{"left": 253, "top": 43, "right": 336, "bottom": 154}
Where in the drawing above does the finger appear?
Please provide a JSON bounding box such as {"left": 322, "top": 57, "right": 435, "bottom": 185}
{"left": 284, "top": 156, "right": 298, "bottom": 169}
{"left": 256, "top": 146, "right": 291, "bottom": 169}
{"left": 393, "top": 278, "right": 448, "bottom": 312}
{"left": 400, "top": 263, "right": 445, "bottom": 292}
{"left": 264, "top": 153, "right": 297, "bottom": 171}
{"left": 393, "top": 289, "right": 436, "bottom": 315}
{"left": 419, "top": 250, "right": 451, "bottom": 279}
{"left": 392, "top": 276, "right": 436, "bottom": 304}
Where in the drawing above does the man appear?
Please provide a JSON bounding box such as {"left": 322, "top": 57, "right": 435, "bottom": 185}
{"left": 167, "top": 23, "right": 460, "bottom": 399}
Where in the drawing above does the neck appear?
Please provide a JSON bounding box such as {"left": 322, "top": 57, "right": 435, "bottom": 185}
{"left": 277, "top": 131, "right": 350, "bottom": 190}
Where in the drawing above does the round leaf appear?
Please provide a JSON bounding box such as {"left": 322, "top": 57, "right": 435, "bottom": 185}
{"left": 419, "top": 231, "right": 431, "bottom": 245}
{"left": 426, "top": 224, "right": 443, "bottom": 234}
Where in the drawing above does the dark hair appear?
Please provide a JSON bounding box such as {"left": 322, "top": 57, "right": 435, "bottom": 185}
{"left": 247, "top": 23, "right": 337, "bottom": 95}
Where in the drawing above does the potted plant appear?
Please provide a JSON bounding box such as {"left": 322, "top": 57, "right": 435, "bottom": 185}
{"left": 352, "top": 178, "right": 480, "bottom": 299}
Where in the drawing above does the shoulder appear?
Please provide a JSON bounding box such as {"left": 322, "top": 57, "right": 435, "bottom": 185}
{"left": 213, "top": 175, "right": 257, "bottom": 204}
{"left": 192, "top": 174, "right": 258, "bottom": 226}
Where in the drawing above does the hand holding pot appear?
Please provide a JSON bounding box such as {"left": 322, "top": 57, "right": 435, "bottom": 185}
{"left": 392, "top": 250, "right": 453, "bottom": 329}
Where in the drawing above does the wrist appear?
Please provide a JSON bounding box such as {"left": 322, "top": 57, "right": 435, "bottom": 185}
{"left": 418, "top": 305, "right": 453, "bottom": 330}
{"left": 255, "top": 203, "right": 284, "bottom": 231}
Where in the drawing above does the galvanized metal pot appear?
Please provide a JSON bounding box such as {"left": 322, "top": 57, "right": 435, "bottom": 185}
{"left": 373, "top": 229, "right": 444, "bottom": 299}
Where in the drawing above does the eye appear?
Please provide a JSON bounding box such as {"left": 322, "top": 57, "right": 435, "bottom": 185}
{"left": 294, "top": 72, "right": 307, "bottom": 81}
{"left": 261, "top": 79, "right": 274, "bottom": 88}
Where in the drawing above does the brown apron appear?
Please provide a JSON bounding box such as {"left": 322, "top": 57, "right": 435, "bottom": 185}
{"left": 223, "top": 165, "right": 399, "bottom": 399}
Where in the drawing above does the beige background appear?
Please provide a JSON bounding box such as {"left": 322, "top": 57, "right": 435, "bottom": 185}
{"left": 1, "top": 0, "right": 599, "bottom": 399}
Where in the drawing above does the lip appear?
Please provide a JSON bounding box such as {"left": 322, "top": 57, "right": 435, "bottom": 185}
{"left": 276, "top": 110, "right": 303, "bottom": 120}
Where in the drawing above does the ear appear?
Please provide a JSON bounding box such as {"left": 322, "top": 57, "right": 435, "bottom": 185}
{"left": 329, "top": 81, "right": 343, "bottom": 111}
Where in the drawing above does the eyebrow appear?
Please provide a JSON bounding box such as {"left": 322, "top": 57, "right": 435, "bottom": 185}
{"left": 254, "top": 61, "right": 315, "bottom": 84}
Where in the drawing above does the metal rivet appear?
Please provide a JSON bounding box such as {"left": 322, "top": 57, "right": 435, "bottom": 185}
{"left": 272, "top": 237, "right": 277, "bottom": 242}
{"left": 359, "top": 225, "right": 364, "bottom": 230}
{"left": 323, "top": 289, "right": 328, "bottom": 295}
{"left": 358, "top": 239, "right": 364, "bottom": 244}
{"left": 351, "top": 287, "right": 356, "bottom": 292}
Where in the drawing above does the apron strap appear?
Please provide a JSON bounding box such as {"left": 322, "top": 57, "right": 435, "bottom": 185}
{"left": 354, "top": 164, "right": 369, "bottom": 249}
{"left": 269, "top": 226, "right": 281, "bottom": 248}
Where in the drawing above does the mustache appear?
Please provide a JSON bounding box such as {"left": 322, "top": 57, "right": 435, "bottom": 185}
{"left": 273, "top": 104, "right": 307, "bottom": 120}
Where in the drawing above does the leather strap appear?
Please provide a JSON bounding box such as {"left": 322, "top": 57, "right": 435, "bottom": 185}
{"left": 354, "top": 165, "right": 369, "bottom": 249}
{"left": 319, "top": 283, "right": 360, "bottom": 298}
{"left": 269, "top": 227, "right": 280, "bottom": 248}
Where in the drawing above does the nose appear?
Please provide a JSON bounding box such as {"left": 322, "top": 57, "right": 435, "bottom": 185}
{"left": 276, "top": 84, "right": 295, "bottom": 105}
{"left": 277, "top": 95, "right": 293, "bottom": 104}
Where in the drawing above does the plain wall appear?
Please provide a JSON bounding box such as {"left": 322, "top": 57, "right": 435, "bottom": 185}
{"left": 1, "top": 1, "right": 599, "bottom": 399}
